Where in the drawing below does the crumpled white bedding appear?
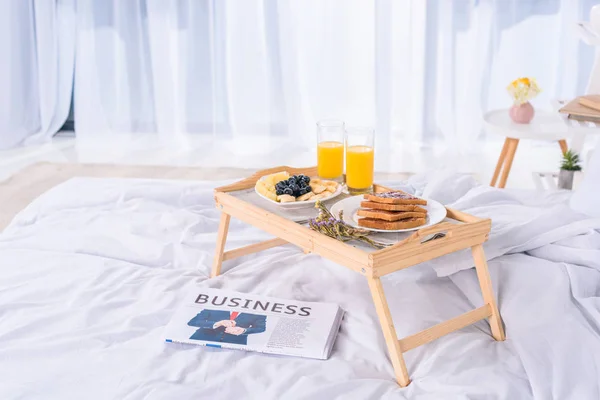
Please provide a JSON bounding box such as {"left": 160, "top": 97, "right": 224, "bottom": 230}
{"left": 1, "top": 175, "right": 600, "bottom": 399}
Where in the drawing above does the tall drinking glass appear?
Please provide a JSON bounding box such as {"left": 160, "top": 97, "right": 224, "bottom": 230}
{"left": 317, "top": 120, "right": 344, "bottom": 181}
{"left": 345, "top": 127, "right": 374, "bottom": 195}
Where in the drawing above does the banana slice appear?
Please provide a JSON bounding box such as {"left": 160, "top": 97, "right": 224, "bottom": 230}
{"left": 256, "top": 180, "right": 278, "bottom": 201}
{"left": 277, "top": 194, "right": 296, "bottom": 203}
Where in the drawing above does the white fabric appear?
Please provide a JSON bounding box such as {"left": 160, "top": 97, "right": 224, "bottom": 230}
{"left": 0, "top": 0, "right": 75, "bottom": 149}
{"left": 1, "top": 176, "right": 600, "bottom": 399}
{"left": 571, "top": 143, "right": 600, "bottom": 217}
{"left": 72, "top": 0, "right": 594, "bottom": 154}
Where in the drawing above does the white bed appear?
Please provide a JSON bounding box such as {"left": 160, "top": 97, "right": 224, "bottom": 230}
{"left": 1, "top": 175, "right": 599, "bottom": 399}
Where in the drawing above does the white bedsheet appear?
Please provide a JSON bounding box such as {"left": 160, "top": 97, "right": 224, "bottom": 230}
{"left": 1, "top": 177, "right": 599, "bottom": 399}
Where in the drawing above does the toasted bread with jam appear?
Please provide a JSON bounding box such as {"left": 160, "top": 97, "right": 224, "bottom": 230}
{"left": 360, "top": 201, "right": 427, "bottom": 212}
{"left": 356, "top": 209, "right": 427, "bottom": 222}
{"left": 364, "top": 191, "right": 427, "bottom": 205}
{"left": 358, "top": 217, "right": 426, "bottom": 230}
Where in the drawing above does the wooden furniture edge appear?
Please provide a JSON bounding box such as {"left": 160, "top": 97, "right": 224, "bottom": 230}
{"left": 472, "top": 244, "right": 506, "bottom": 341}
{"left": 445, "top": 207, "right": 485, "bottom": 223}
{"left": 491, "top": 138, "right": 569, "bottom": 188}
{"left": 398, "top": 304, "right": 492, "bottom": 352}
{"left": 211, "top": 213, "right": 231, "bottom": 277}
{"left": 223, "top": 238, "right": 288, "bottom": 261}
{"left": 368, "top": 276, "right": 411, "bottom": 386}
{"left": 370, "top": 217, "right": 491, "bottom": 276}
{"left": 214, "top": 191, "right": 374, "bottom": 276}
{"left": 210, "top": 173, "right": 505, "bottom": 387}
{"left": 215, "top": 166, "right": 319, "bottom": 192}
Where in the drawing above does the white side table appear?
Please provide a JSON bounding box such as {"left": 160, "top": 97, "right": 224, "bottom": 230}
{"left": 483, "top": 109, "right": 570, "bottom": 188}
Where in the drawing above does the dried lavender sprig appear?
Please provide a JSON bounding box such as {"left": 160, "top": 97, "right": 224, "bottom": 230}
{"left": 309, "top": 201, "right": 383, "bottom": 249}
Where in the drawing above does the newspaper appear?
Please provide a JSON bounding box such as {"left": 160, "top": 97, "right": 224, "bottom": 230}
{"left": 164, "top": 288, "right": 344, "bottom": 360}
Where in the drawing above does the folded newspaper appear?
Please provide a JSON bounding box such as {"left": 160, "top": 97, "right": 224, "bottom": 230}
{"left": 164, "top": 288, "right": 344, "bottom": 360}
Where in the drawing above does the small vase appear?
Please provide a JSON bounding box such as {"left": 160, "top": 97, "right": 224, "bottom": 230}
{"left": 558, "top": 169, "right": 574, "bottom": 190}
{"left": 509, "top": 102, "right": 535, "bottom": 124}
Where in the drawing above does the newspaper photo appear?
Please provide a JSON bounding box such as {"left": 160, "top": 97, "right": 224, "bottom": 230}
{"left": 164, "top": 287, "right": 344, "bottom": 360}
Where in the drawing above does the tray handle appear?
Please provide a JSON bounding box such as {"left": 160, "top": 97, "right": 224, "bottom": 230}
{"left": 407, "top": 221, "right": 455, "bottom": 243}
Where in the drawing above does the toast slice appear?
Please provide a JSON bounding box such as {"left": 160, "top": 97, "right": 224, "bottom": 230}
{"left": 358, "top": 217, "right": 426, "bottom": 230}
{"left": 360, "top": 201, "right": 427, "bottom": 213}
{"left": 356, "top": 209, "right": 427, "bottom": 222}
{"left": 364, "top": 191, "right": 427, "bottom": 205}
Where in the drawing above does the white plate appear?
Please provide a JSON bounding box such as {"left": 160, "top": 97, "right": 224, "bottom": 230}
{"left": 329, "top": 195, "right": 447, "bottom": 232}
{"left": 254, "top": 176, "right": 343, "bottom": 209}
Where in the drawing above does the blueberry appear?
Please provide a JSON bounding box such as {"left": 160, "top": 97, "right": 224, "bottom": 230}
{"left": 288, "top": 177, "right": 297, "bottom": 185}
{"left": 300, "top": 187, "right": 310, "bottom": 195}
{"left": 290, "top": 184, "right": 299, "bottom": 193}
{"left": 276, "top": 189, "right": 283, "bottom": 195}
{"left": 303, "top": 176, "right": 310, "bottom": 184}
{"left": 283, "top": 187, "right": 293, "bottom": 195}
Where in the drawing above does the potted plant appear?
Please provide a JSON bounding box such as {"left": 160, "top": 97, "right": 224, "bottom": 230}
{"left": 558, "top": 149, "right": 582, "bottom": 190}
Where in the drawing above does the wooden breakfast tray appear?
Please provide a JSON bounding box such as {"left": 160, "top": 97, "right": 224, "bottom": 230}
{"left": 212, "top": 166, "right": 505, "bottom": 387}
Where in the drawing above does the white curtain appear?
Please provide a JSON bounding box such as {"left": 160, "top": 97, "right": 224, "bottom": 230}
{"left": 1, "top": 0, "right": 596, "bottom": 152}
{"left": 73, "top": 0, "right": 596, "bottom": 155}
{"left": 0, "top": 0, "right": 75, "bottom": 150}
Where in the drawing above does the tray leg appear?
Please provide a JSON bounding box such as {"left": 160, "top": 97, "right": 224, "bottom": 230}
{"left": 471, "top": 244, "right": 506, "bottom": 341}
{"left": 367, "top": 276, "right": 411, "bottom": 387}
{"left": 211, "top": 212, "right": 231, "bottom": 278}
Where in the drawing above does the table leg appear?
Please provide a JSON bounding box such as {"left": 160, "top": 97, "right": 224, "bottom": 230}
{"left": 367, "top": 277, "right": 411, "bottom": 387}
{"left": 471, "top": 244, "right": 506, "bottom": 341}
{"left": 558, "top": 140, "right": 568, "bottom": 155}
{"left": 497, "top": 138, "right": 519, "bottom": 189}
{"left": 211, "top": 213, "right": 231, "bottom": 278}
{"left": 490, "top": 139, "right": 510, "bottom": 187}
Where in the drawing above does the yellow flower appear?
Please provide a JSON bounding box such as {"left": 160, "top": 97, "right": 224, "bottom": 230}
{"left": 507, "top": 77, "right": 541, "bottom": 105}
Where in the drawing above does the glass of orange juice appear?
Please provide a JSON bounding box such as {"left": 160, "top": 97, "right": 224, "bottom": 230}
{"left": 317, "top": 120, "right": 344, "bottom": 181}
{"left": 345, "top": 127, "right": 374, "bottom": 195}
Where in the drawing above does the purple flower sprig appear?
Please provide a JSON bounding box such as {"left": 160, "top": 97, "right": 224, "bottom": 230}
{"left": 308, "top": 201, "right": 383, "bottom": 249}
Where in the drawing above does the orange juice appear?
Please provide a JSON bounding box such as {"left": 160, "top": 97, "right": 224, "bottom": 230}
{"left": 317, "top": 141, "right": 344, "bottom": 179}
{"left": 346, "top": 145, "right": 374, "bottom": 191}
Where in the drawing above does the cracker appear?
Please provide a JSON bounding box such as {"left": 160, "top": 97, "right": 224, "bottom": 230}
{"left": 311, "top": 183, "right": 327, "bottom": 194}
{"left": 296, "top": 191, "right": 314, "bottom": 201}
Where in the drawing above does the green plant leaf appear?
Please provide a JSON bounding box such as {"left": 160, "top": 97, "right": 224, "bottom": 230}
{"left": 560, "top": 149, "right": 583, "bottom": 171}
